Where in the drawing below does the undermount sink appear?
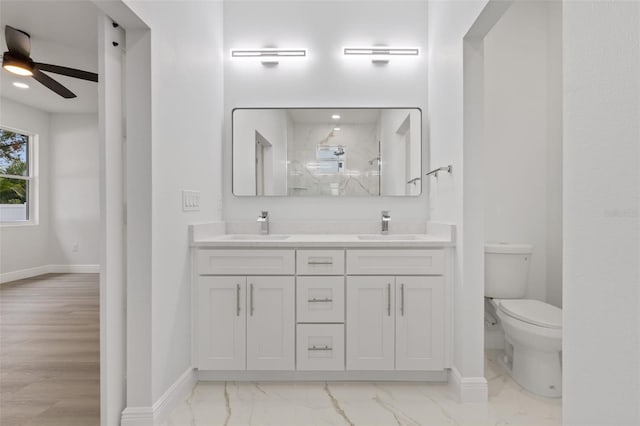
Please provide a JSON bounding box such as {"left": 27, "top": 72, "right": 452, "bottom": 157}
{"left": 357, "top": 234, "right": 419, "bottom": 241}
{"left": 222, "top": 234, "right": 291, "bottom": 240}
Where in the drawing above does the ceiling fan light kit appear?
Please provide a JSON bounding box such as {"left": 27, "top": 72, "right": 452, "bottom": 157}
{"left": 2, "top": 52, "right": 34, "bottom": 76}
{"left": 2, "top": 25, "right": 99, "bottom": 99}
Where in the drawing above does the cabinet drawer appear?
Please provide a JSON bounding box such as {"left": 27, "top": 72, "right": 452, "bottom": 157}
{"left": 296, "top": 250, "right": 345, "bottom": 275}
{"left": 197, "top": 249, "right": 295, "bottom": 275}
{"left": 296, "top": 324, "right": 345, "bottom": 371}
{"left": 297, "top": 276, "right": 344, "bottom": 323}
{"left": 347, "top": 249, "right": 444, "bottom": 275}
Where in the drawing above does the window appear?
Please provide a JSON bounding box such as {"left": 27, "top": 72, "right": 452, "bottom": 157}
{"left": 0, "top": 127, "right": 32, "bottom": 223}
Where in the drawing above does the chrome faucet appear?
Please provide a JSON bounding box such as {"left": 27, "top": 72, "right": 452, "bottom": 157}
{"left": 381, "top": 210, "right": 390, "bottom": 234}
{"left": 257, "top": 211, "right": 269, "bottom": 234}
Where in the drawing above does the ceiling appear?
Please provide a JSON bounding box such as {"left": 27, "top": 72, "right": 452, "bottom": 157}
{"left": 0, "top": 0, "right": 100, "bottom": 113}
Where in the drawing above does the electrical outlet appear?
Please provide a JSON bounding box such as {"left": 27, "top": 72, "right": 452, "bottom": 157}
{"left": 182, "top": 190, "right": 200, "bottom": 212}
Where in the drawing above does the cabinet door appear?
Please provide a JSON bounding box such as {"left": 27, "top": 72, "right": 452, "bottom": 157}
{"left": 247, "top": 276, "right": 295, "bottom": 370}
{"left": 198, "top": 277, "right": 246, "bottom": 370}
{"left": 346, "top": 276, "right": 395, "bottom": 370}
{"left": 395, "top": 276, "right": 445, "bottom": 370}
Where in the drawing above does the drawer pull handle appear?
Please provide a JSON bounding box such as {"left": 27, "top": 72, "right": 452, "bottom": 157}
{"left": 308, "top": 345, "right": 333, "bottom": 351}
{"left": 307, "top": 259, "right": 333, "bottom": 265}
{"left": 308, "top": 298, "right": 333, "bottom": 303}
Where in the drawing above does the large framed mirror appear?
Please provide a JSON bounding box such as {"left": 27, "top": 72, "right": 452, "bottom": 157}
{"left": 232, "top": 108, "right": 422, "bottom": 197}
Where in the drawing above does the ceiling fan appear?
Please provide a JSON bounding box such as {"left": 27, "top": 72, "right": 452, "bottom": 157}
{"left": 2, "top": 25, "right": 98, "bottom": 99}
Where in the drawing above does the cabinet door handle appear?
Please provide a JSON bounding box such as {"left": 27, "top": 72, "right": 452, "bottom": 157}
{"left": 249, "top": 283, "right": 254, "bottom": 316}
{"left": 387, "top": 283, "right": 391, "bottom": 316}
{"left": 236, "top": 283, "right": 241, "bottom": 317}
{"left": 400, "top": 283, "right": 405, "bottom": 316}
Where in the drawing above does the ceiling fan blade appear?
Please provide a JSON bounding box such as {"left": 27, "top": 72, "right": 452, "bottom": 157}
{"left": 34, "top": 63, "right": 98, "bottom": 82}
{"left": 32, "top": 68, "right": 76, "bottom": 98}
{"left": 5, "top": 25, "right": 31, "bottom": 57}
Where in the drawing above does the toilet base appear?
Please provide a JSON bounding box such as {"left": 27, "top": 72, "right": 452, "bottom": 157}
{"left": 505, "top": 338, "right": 562, "bottom": 398}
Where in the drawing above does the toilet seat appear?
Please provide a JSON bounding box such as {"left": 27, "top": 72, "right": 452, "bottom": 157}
{"left": 498, "top": 299, "right": 562, "bottom": 329}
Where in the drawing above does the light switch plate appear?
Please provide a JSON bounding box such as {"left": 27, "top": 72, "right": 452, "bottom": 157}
{"left": 182, "top": 190, "right": 200, "bottom": 212}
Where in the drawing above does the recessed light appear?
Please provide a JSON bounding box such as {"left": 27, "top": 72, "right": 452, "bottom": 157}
{"left": 332, "top": 114, "right": 341, "bottom": 120}
{"left": 12, "top": 81, "right": 29, "bottom": 89}
{"left": 334, "top": 127, "right": 341, "bottom": 131}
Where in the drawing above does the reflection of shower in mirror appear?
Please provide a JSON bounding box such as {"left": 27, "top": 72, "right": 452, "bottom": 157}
{"left": 231, "top": 108, "right": 422, "bottom": 197}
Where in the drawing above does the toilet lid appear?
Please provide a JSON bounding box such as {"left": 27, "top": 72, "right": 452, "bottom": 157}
{"left": 499, "top": 299, "right": 562, "bottom": 329}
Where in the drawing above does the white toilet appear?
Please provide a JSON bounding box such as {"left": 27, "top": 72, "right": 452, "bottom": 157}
{"left": 485, "top": 243, "right": 562, "bottom": 398}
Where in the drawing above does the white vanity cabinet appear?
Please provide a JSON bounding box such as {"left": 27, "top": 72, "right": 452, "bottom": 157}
{"left": 346, "top": 276, "right": 395, "bottom": 370}
{"left": 346, "top": 250, "right": 446, "bottom": 371}
{"left": 198, "top": 276, "right": 295, "bottom": 370}
{"left": 195, "top": 244, "right": 450, "bottom": 378}
{"left": 246, "top": 276, "right": 295, "bottom": 370}
{"left": 197, "top": 250, "right": 295, "bottom": 371}
{"left": 198, "top": 276, "right": 246, "bottom": 370}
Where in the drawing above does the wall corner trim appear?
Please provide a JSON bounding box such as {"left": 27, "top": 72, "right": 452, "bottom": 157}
{"left": 121, "top": 367, "right": 197, "bottom": 426}
{"left": 448, "top": 366, "right": 488, "bottom": 403}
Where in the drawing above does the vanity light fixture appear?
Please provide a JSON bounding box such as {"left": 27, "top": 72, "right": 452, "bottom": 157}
{"left": 343, "top": 47, "right": 420, "bottom": 64}
{"left": 230, "top": 48, "right": 307, "bottom": 65}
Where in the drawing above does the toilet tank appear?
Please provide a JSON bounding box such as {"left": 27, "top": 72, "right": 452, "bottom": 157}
{"left": 484, "top": 243, "right": 533, "bottom": 299}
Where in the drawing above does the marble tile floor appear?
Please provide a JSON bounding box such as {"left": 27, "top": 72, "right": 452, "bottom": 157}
{"left": 164, "top": 351, "right": 561, "bottom": 426}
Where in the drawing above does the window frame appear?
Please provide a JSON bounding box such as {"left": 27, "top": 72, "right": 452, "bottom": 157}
{"left": 0, "top": 125, "right": 37, "bottom": 226}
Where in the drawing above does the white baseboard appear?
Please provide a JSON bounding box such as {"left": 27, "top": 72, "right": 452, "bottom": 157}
{"left": 0, "top": 264, "right": 100, "bottom": 284}
{"left": 121, "top": 367, "right": 197, "bottom": 426}
{"left": 153, "top": 367, "right": 197, "bottom": 424}
{"left": 198, "top": 369, "right": 448, "bottom": 382}
{"left": 120, "top": 407, "right": 153, "bottom": 426}
{"left": 448, "top": 366, "right": 488, "bottom": 403}
{"left": 0, "top": 265, "right": 49, "bottom": 284}
{"left": 48, "top": 264, "right": 100, "bottom": 274}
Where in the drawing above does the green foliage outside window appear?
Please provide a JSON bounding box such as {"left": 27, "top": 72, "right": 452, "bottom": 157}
{"left": 0, "top": 129, "right": 29, "bottom": 205}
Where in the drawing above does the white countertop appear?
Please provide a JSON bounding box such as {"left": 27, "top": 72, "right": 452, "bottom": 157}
{"left": 189, "top": 221, "right": 456, "bottom": 248}
{"left": 192, "top": 233, "right": 454, "bottom": 248}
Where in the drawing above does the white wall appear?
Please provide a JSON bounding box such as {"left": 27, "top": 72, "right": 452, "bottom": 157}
{"left": 563, "top": 2, "right": 640, "bottom": 424}
{"left": 483, "top": 1, "right": 562, "bottom": 304}
{"left": 224, "top": 1, "right": 429, "bottom": 222}
{"left": 49, "top": 113, "right": 100, "bottom": 266}
{"left": 0, "top": 98, "right": 50, "bottom": 278}
{"left": 427, "top": 0, "right": 488, "bottom": 386}
{"left": 123, "top": 0, "right": 225, "bottom": 403}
